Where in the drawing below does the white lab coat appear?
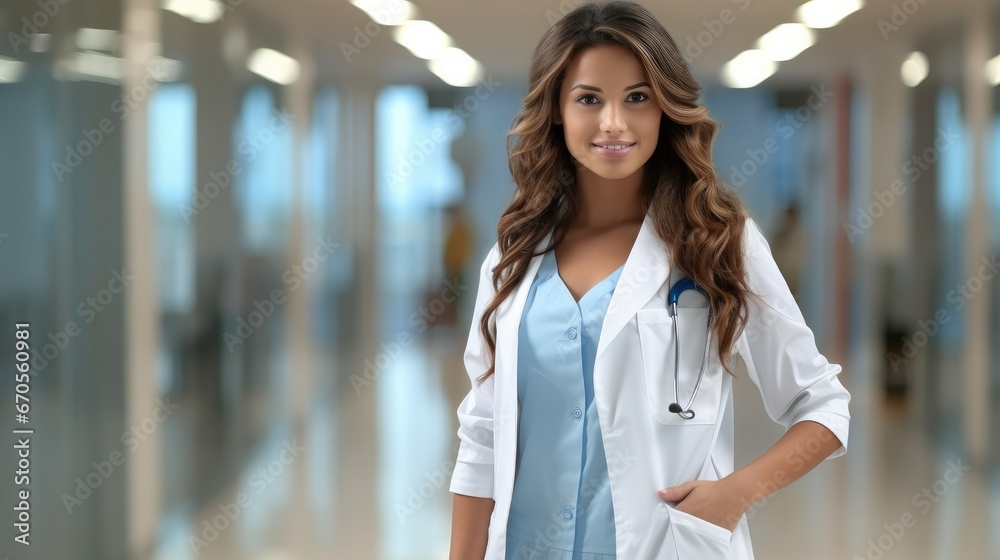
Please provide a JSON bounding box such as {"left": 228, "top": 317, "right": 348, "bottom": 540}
{"left": 449, "top": 211, "right": 851, "bottom": 559}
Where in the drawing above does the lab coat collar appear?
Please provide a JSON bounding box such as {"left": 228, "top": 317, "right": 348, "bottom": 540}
{"left": 495, "top": 208, "right": 670, "bottom": 365}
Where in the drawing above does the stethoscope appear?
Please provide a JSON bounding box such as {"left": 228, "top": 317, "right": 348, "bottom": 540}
{"left": 666, "top": 278, "right": 713, "bottom": 420}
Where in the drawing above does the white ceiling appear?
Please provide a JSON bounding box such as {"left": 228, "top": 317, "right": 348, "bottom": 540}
{"left": 237, "top": 0, "right": 992, "bottom": 88}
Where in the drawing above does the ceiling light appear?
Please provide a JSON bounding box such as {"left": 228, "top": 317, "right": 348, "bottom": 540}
{"left": 0, "top": 56, "right": 27, "bottom": 84}
{"left": 163, "top": 0, "right": 226, "bottom": 24}
{"left": 986, "top": 53, "right": 1000, "bottom": 86}
{"left": 901, "top": 51, "right": 928, "bottom": 87}
{"left": 393, "top": 20, "right": 452, "bottom": 59}
{"left": 55, "top": 52, "right": 182, "bottom": 84}
{"left": 796, "top": 0, "right": 863, "bottom": 29}
{"left": 149, "top": 56, "right": 183, "bottom": 82}
{"left": 428, "top": 47, "right": 482, "bottom": 87}
{"left": 757, "top": 23, "right": 815, "bottom": 62}
{"left": 247, "top": 48, "right": 300, "bottom": 85}
{"left": 30, "top": 34, "right": 51, "bottom": 53}
{"left": 349, "top": 0, "right": 416, "bottom": 26}
{"left": 721, "top": 50, "right": 778, "bottom": 88}
{"left": 64, "top": 52, "right": 125, "bottom": 83}
{"left": 75, "top": 28, "right": 119, "bottom": 52}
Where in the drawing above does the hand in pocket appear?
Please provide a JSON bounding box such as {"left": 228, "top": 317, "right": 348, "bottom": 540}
{"left": 657, "top": 478, "right": 745, "bottom": 533}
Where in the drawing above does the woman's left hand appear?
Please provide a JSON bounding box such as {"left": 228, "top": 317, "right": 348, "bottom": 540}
{"left": 657, "top": 479, "right": 748, "bottom": 533}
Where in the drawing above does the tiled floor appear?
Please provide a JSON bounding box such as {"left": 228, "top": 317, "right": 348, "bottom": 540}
{"left": 153, "top": 327, "right": 1000, "bottom": 560}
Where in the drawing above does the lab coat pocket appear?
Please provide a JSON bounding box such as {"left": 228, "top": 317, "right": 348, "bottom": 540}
{"left": 666, "top": 504, "right": 734, "bottom": 559}
{"left": 636, "top": 307, "right": 722, "bottom": 425}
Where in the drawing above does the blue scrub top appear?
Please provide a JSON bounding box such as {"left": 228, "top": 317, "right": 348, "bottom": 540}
{"left": 506, "top": 249, "right": 624, "bottom": 560}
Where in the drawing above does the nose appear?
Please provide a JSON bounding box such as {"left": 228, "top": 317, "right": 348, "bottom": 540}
{"left": 601, "top": 103, "right": 627, "bottom": 135}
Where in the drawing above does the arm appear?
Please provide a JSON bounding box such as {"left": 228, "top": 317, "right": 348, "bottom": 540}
{"left": 725, "top": 420, "right": 841, "bottom": 512}
{"left": 663, "top": 422, "right": 842, "bottom": 531}
{"left": 661, "top": 217, "right": 851, "bottom": 529}
{"left": 449, "top": 494, "right": 495, "bottom": 560}
{"left": 448, "top": 244, "right": 501, "bottom": 557}
{"left": 725, "top": 216, "right": 851, "bottom": 512}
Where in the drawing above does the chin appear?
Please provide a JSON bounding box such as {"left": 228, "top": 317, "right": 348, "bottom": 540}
{"left": 581, "top": 161, "right": 644, "bottom": 181}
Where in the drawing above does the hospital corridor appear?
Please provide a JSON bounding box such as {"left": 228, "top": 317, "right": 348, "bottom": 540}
{"left": 1, "top": 0, "right": 1000, "bottom": 559}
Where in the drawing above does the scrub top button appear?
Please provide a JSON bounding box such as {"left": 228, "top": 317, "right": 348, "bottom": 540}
{"left": 567, "top": 327, "right": 578, "bottom": 340}
{"left": 563, "top": 504, "right": 575, "bottom": 520}
{"left": 572, "top": 407, "right": 583, "bottom": 420}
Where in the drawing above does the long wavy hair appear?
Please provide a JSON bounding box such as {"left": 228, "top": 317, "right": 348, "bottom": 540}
{"left": 475, "top": 1, "right": 756, "bottom": 385}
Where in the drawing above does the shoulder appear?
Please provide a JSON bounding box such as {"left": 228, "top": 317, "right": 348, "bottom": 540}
{"left": 739, "top": 215, "right": 772, "bottom": 259}
{"left": 476, "top": 242, "right": 502, "bottom": 280}
{"left": 739, "top": 215, "right": 806, "bottom": 323}
{"left": 486, "top": 241, "right": 501, "bottom": 267}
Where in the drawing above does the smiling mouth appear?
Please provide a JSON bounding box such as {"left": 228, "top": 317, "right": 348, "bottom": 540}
{"left": 592, "top": 143, "right": 636, "bottom": 150}
{"left": 592, "top": 142, "right": 636, "bottom": 158}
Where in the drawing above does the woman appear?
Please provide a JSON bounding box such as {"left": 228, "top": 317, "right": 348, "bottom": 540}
{"left": 448, "top": 2, "right": 851, "bottom": 559}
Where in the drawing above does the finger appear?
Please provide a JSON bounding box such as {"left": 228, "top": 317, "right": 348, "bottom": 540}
{"left": 657, "top": 481, "right": 694, "bottom": 501}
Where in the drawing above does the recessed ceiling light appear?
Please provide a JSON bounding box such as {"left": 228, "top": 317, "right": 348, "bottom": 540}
{"left": 985, "top": 53, "right": 1000, "bottom": 86}
{"left": 796, "top": 0, "right": 863, "bottom": 29}
{"left": 75, "top": 28, "right": 119, "bottom": 52}
{"left": 247, "top": 48, "right": 300, "bottom": 85}
{"left": 721, "top": 50, "right": 778, "bottom": 88}
{"left": 757, "top": 23, "right": 815, "bottom": 62}
{"left": 428, "top": 47, "right": 483, "bottom": 87}
{"left": 0, "top": 56, "right": 27, "bottom": 84}
{"left": 393, "top": 20, "right": 452, "bottom": 60}
{"left": 901, "top": 51, "right": 928, "bottom": 87}
{"left": 349, "top": 0, "right": 416, "bottom": 26}
{"left": 163, "top": 0, "right": 226, "bottom": 24}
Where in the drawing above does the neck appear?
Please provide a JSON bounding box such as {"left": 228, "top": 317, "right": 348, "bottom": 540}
{"left": 572, "top": 165, "right": 646, "bottom": 229}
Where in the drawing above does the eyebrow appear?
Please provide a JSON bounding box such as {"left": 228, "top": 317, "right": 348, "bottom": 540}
{"left": 570, "top": 81, "right": 650, "bottom": 93}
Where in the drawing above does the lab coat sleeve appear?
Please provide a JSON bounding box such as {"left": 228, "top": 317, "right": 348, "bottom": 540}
{"left": 448, "top": 242, "right": 501, "bottom": 498}
{"left": 737, "top": 217, "right": 851, "bottom": 460}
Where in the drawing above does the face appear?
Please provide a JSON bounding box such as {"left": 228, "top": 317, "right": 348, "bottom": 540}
{"left": 556, "top": 44, "right": 662, "bottom": 181}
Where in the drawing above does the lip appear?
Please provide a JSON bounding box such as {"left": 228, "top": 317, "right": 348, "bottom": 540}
{"left": 592, "top": 142, "right": 636, "bottom": 159}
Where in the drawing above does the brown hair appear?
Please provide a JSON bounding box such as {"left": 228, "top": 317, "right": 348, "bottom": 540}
{"left": 476, "top": 1, "right": 755, "bottom": 385}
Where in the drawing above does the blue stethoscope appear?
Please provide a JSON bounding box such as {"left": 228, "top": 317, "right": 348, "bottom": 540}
{"left": 666, "top": 278, "right": 714, "bottom": 420}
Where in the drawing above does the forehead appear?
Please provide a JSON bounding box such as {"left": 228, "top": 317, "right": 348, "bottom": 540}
{"left": 561, "top": 44, "right": 647, "bottom": 90}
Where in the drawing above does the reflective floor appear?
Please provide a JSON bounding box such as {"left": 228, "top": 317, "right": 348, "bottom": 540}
{"left": 151, "top": 327, "right": 1000, "bottom": 560}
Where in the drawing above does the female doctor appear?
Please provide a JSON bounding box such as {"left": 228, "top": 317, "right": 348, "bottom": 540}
{"left": 448, "top": 2, "right": 851, "bottom": 559}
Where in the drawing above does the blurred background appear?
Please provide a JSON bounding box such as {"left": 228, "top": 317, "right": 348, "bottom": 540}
{"left": 0, "top": 0, "right": 999, "bottom": 558}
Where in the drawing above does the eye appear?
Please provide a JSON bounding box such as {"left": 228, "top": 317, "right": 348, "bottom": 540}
{"left": 576, "top": 93, "right": 600, "bottom": 105}
{"left": 627, "top": 91, "right": 649, "bottom": 103}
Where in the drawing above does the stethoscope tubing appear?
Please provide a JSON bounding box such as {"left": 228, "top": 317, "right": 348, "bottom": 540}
{"left": 666, "top": 278, "right": 713, "bottom": 419}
